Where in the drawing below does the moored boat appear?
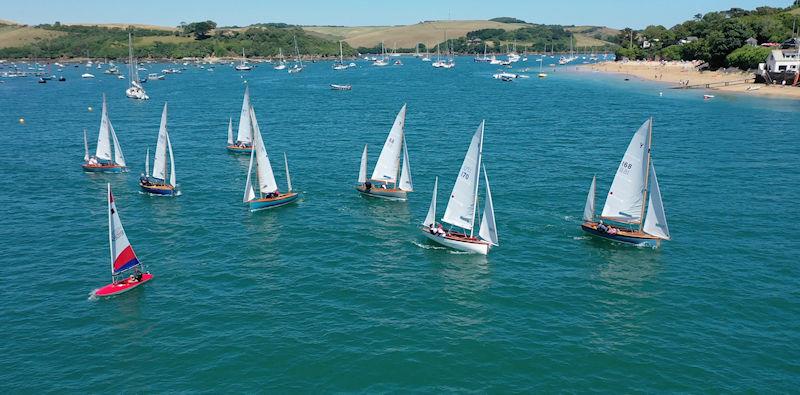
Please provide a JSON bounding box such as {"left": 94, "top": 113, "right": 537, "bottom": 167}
{"left": 82, "top": 94, "right": 127, "bottom": 173}
{"left": 124, "top": 32, "right": 149, "bottom": 100}
{"left": 355, "top": 104, "right": 413, "bottom": 201}
{"left": 580, "top": 118, "right": 670, "bottom": 247}
{"left": 139, "top": 103, "right": 178, "bottom": 196}
{"left": 331, "top": 84, "right": 352, "bottom": 90}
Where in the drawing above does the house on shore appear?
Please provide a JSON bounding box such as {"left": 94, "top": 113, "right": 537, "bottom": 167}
{"left": 758, "top": 38, "right": 800, "bottom": 85}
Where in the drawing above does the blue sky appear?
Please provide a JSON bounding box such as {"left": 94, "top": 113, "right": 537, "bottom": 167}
{"left": 1, "top": 0, "right": 794, "bottom": 29}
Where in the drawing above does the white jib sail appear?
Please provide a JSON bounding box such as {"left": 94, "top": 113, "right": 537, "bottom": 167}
{"left": 399, "top": 137, "right": 413, "bottom": 191}
{"left": 478, "top": 165, "right": 498, "bottom": 246}
{"left": 583, "top": 175, "right": 596, "bottom": 222}
{"left": 152, "top": 103, "right": 169, "bottom": 181}
{"left": 423, "top": 176, "right": 438, "bottom": 227}
{"left": 95, "top": 94, "right": 112, "bottom": 161}
{"left": 250, "top": 107, "right": 278, "bottom": 194}
{"left": 284, "top": 152, "right": 292, "bottom": 192}
{"left": 166, "top": 128, "right": 176, "bottom": 187}
{"left": 227, "top": 117, "right": 234, "bottom": 145}
{"left": 144, "top": 147, "right": 150, "bottom": 177}
{"left": 601, "top": 118, "right": 651, "bottom": 223}
{"left": 643, "top": 163, "right": 670, "bottom": 239}
{"left": 110, "top": 121, "right": 126, "bottom": 167}
{"left": 83, "top": 129, "right": 90, "bottom": 162}
{"left": 243, "top": 144, "right": 256, "bottom": 202}
{"left": 358, "top": 145, "right": 368, "bottom": 184}
{"left": 237, "top": 86, "right": 252, "bottom": 144}
{"left": 371, "top": 104, "right": 406, "bottom": 182}
{"left": 443, "top": 120, "right": 484, "bottom": 231}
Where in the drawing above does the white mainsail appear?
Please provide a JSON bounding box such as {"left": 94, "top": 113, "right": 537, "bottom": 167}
{"left": 478, "top": 165, "right": 498, "bottom": 246}
{"left": 643, "top": 164, "right": 670, "bottom": 239}
{"left": 83, "top": 129, "right": 90, "bottom": 162}
{"left": 237, "top": 86, "right": 253, "bottom": 144}
{"left": 95, "top": 94, "right": 112, "bottom": 161}
{"left": 601, "top": 118, "right": 651, "bottom": 223}
{"left": 284, "top": 153, "right": 292, "bottom": 192}
{"left": 108, "top": 183, "right": 138, "bottom": 276}
{"left": 227, "top": 117, "right": 234, "bottom": 145}
{"left": 370, "top": 104, "right": 406, "bottom": 182}
{"left": 250, "top": 107, "right": 278, "bottom": 194}
{"left": 442, "top": 120, "right": 484, "bottom": 232}
{"left": 399, "top": 137, "right": 413, "bottom": 191}
{"left": 110, "top": 122, "right": 126, "bottom": 167}
{"left": 423, "top": 177, "right": 438, "bottom": 226}
{"left": 152, "top": 103, "right": 169, "bottom": 181}
{"left": 358, "top": 145, "right": 368, "bottom": 184}
{"left": 583, "top": 175, "right": 596, "bottom": 222}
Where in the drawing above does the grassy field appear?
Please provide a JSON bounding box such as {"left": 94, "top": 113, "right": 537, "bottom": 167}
{"left": 304, "top": 20, "right": 530, "bottom": 48}
{"left": 0, "top": 25, "right": 66, "bottom": 49}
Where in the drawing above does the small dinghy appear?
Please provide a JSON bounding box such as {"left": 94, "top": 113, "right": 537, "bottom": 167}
{"left": 82, "top": 94, "right": 127, "bottom": 173}
{"left": 355, "top": 104, "right": 413, "bottom": 201}
{"left": 93, "top": 183, "right": 153, "bottom": 297}
{"left": 331, "top": 84, "right": 352, "bottom": 90}
{"left": 703, "top": 94, "right": 715, "bottom": 100}
{"left": 420, "top": 121, "right": 498, "bottom": 255}
{"left": 227, "top": 86, "right": 254, "bottom": 153}
{"left": 139, "top": 103, "right": 178, "bottom": 196}
{"left": 580, "top": 118, "right": 670, "bottom": 247}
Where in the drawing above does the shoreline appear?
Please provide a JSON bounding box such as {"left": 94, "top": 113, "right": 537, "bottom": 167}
{"left": 577, "top": 61, "right": 800, "bottom": 100}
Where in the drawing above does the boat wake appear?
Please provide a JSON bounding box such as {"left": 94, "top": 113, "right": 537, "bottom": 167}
{"left": 572, "top": 236, "right": 589, "bottom": 240}
{"left": 87, "top": 290, "right": 99, "bottom": 301}
{"left": 411, "top": 241, "right": 446, "bottom": 250}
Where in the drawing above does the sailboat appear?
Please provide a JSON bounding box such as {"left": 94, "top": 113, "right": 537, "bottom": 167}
{"left": 227, "top": 86, "right": 254, "bottom": 153}
{"left": 125, "top": 32, "right": 148, "bottom": 100}
{"left": 421, "top": 45, "right": 432, "bottom": 62}
{"left": 421, "top": 120, "right": 498, "bottom": 255}
{"left": 288, "top": 36, "right": 304, "bottom": 73}
{"left": 537, "top": 58, "right": 547, "bottom": 78}
{"left": 93, "top": 183, "right": 153, "bottom": 297}
{"left": 581, "top": 118, "right": 670, "bottom": 247}
{"left": 235, "top": 48, "right": 252, "bottom": 71}
{"left": 373, "top": 42, "right": 389, "bottom": 66}
{"left": 243, "top": 105, "right": 299, "bottom": 211}
{"left": 355, "top": 104, "right": 413, "bottom": 201}
{"left": 333, "top": 41, "right": 349, "bottom": 70}
{"left": 139, "top": 103, "right": 178, "bottom": 196}
{"left": 273, "top": 48, "right": 287, "bottom": 70}
{"left": 82, "top": 94, "right": 127, "bottom": 173}
{"left": 432, "top": 43, "right": 445, "bottom": 68}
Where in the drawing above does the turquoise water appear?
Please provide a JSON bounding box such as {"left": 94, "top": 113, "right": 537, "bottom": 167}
{"left": 1, "top": 58, "right": 799, "bottom": 392}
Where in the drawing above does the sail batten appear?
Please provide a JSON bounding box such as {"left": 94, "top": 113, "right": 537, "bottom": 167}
{"left": 371, "top": 104, "right": 406, "bottom": 182}
{"left": 442, "top": 120, "right": 484, "bottom": 231}
{"left": 600, "top": 119, "right": 651, "bottom": 222}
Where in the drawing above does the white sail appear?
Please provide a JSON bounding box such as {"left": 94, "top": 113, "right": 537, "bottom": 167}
{"left": 423, "top": 177, "right": 438, "bottom": 226}
{"left": 284, "top": 153, "right": 292, "bottom": 192}
{"left": 370, "top": 104, "right": 406, "bottom": 182}
{"left": 601, "top": 118, "right": 651, "bottom": 223}
{"left": 144, "top": 147, "right": 150, "bottom": 177}
{"left": 643, "top": 164, "right": 670, "bottom": 239}
{"left": 250, "top": 107, "right": 278, "bottom": 194}
{"left": 478, "top": 165, "right": 498, "bottom": 246}
{"left": 243, "top": 145, "right": 256, "bottom": 202}
{"left": 108, "top": 183, "right": 139, "bottom": 275}
{"left": 167, "top": 128, "right": 176, "bottom": 187}
{"left": 110, "top": 122, "right": 126, "bottom": 167}
{"left": 152, "top": 103, "right": 169, "bottom": 181}
{"left": 95, "top": 95, "right": 112, "bottom": 161}
{"left": 583, "top": 175, "right": 596, "bottom": 222}
{"left": 358, "top": 145, "right": 368, "bottom": 184}
{"left": 83, "top": 129, "right": 90, "bottom": 161}
{"left": 442, "top": 120, "right": 484, "bottom": 231}
{"left": 227, "top": 117, "right": 233, "bottom": 145}
{"left": 237, "top": 86, "right": 252, "bottom": 144}
{"left": 399, "top": 137, "right": 413, "bottom": 191}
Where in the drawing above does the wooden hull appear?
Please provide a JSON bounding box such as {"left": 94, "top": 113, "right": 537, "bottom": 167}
{"left": 139, "top": 182, "right": 177, "bottom": 196}
{"left": 581, "top": 222, "right": 662, "bottom": 248}
{"left": 227, "top": 145, "right": 253, "bottom": 154}
{"left": 420, "top": 226, "right": 490, "bottom": 255}
{"left": 247, "top": 192, "right": 299, "bottom": 212}
{"left": 94, "top": 273, "right": 153, "bottom": 297}
{"left": 355, "top": 185, "right": 408, "bottom": 201}
{"left": 82, "top": 163, "right": 126, "bottom": 173}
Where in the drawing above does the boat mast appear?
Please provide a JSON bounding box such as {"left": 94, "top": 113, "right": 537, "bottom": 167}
{"left": 107, "top": 185, "right": 115, "bottom": 279}
{"left": 638, "top": 117, "right": 654, "bottom": 232}
{"left": 469, "top": 123, "right": 485, "bottom": 237}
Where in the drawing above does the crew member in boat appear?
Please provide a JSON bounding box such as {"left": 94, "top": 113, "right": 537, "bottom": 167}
{"left": 88, "top": 156, "right": 99, "bottom": 165}
{"left": 364, "top": 181, "right": 372, "bottom": 191}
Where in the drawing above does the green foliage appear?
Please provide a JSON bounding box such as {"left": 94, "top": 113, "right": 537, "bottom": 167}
{"left": 462, "top": 24, "right": 615, "bottom": 53}
{"left": 182, "top": 20, "right": 217, "bottom": 40}
{"left": 726, "top": 45, "right": 771, "bottom": 69}
{"left": 614, "top": 46, "right": 644, "bottom": 60}
{"left": 489, "top": 17, "right": 527, "bottom": 24}
{"left": 659, "top": 45, "right": 684, "bottom": 60}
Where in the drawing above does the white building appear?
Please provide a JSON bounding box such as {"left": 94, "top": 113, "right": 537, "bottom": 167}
{"left": 763, "top": 49, "right": 800, "bottom": 73}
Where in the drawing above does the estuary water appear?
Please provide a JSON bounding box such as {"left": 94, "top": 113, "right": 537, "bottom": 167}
{"left": 1, "top": 58, "right": 798, "bottom": 392}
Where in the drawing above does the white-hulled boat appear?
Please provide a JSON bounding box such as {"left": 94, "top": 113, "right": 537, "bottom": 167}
{"left": 288, "top": 36, "right": 304, "bottom": 73}
{"left": 333, "top": 41, "right": 349, "bottom": 70}
{"left": 242, "top": 105, "right": 299, "bottom": 211}
{"left": 421, "top": 120, "right": 498, "bottom": 255}
{"left": 227, "top": 86, "right": 254, "bottom": 153}
{"left": 373, "top": 42, "right": 389, "bottom": 66}
{"left": 82, "top": 94, "right": 127, "bottom": 173}
{"left": 235, "top": 48, "right": 252, "bottom": 71}
{"left": 139, "top": 103, "right": 178, "bottom": 196}
{"left": 355, "top": 104, "right": 413, "bottom": 201}
{"left": 125, "top": 33, "right": 148, "bottom": 100}
{"left": 581, "top": 118, "right": 670, "bottom": 247}
{"left": 273, "top": 48, "right": 287, "bottom": 70}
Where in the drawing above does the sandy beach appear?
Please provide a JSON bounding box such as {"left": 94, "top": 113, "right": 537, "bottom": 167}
{"left": 579, "top": 61, "right": 800, "bottom": 100}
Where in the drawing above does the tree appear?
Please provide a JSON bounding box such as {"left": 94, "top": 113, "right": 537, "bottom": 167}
{"left": 183, "top": 20, "right": 217, "bottom": 40}
{"left": 726, "top": 45, "right": 771, "bottom": 69}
